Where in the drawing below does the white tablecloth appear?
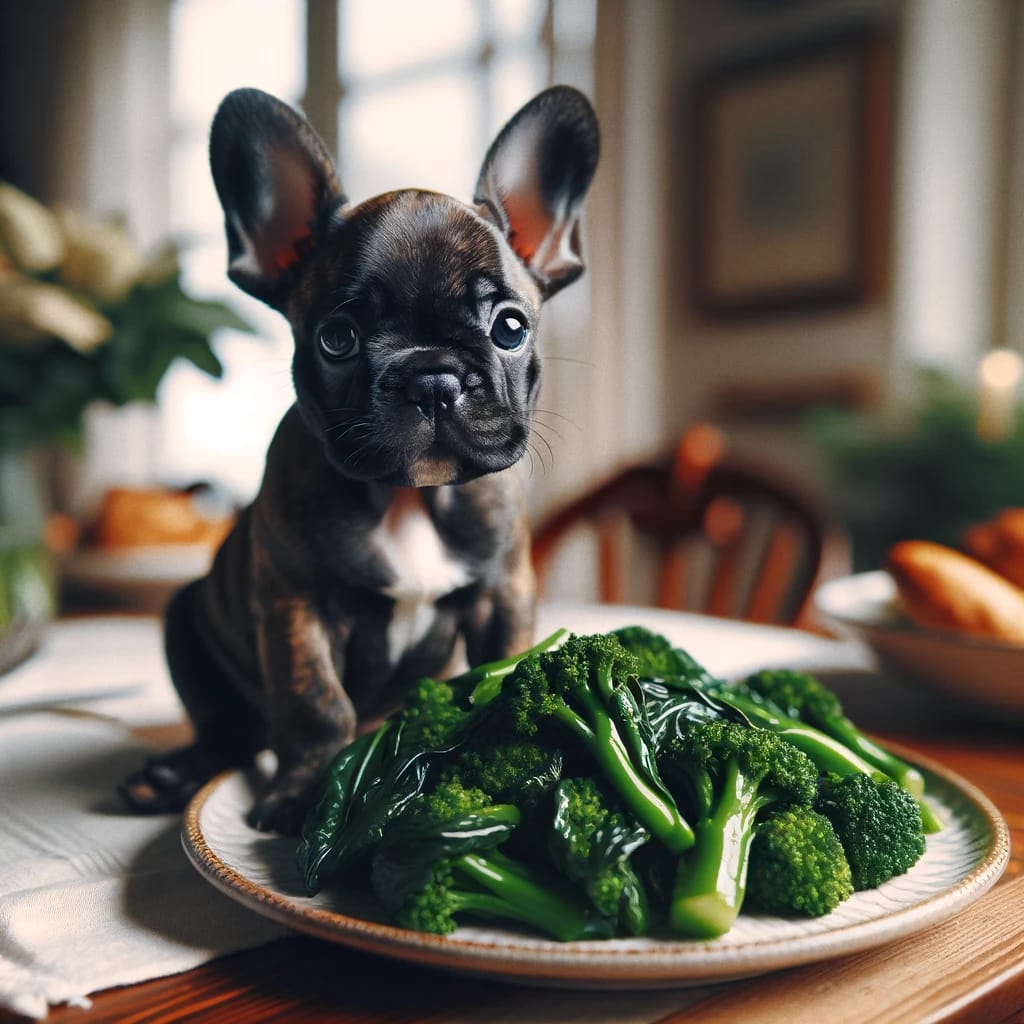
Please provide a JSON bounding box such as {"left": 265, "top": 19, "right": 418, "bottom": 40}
{"left": 0, "top": 606, "right": 875, "bottom": 1019}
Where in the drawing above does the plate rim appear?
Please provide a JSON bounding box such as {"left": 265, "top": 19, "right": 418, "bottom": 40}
{"left": 181, "top": 742, "right": 1010, "bottom": 986}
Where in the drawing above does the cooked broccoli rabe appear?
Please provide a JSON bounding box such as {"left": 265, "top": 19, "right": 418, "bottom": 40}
{"left": 663, "top": 720, "right": 819, "bottom": 938}
{"left": 500, "top": 635, "right": 695, "bottom": 854}
{"left": 743, "top": 668, "right": 942, "bottom": 833}
{"left": 371, "top": 779, "right": 611, "bottom": 940}
{"left": 747, "top": 807, "right": 854, "bottom": 916}
{"left": 548, "top": 777, "right": 650, "bottom": 935}
{"left": 815, "top": 772, "right": 926, "bottom": 890}
{"left": 300, "top": 625, "right": 937, "bottom": 942}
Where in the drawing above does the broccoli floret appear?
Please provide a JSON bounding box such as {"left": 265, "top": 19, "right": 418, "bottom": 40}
{"left": 612, "top": 625, "right": 720, "bottom": 686}
{"left": 548, "top": 777, "right": 650, "bottom": 935}
{"left": 663, "top": 720, "right": 819, "bottom": 937}
{"left": 441, "top": 738, "right": 563, "bottom": 808}
{"left": 815, "top": 773, "right": 926, "bottom": 891}
{"left": 399, "top": 676, "right": 468, "bottom": 751}
{"left": 372, "top": 778, "right": 611, "bottom": 941}
{"left": 449, "top": 628, "right": 570, "bottom": 707}
{"left": 398, "top": 629, "right": 570, "bottom": 750}
{"left": 390, "top": 851, "right": 609, "bottom": 940}
{"left": 499, "top": 635, "right": 695, "bottom": 854}
{"left": 747, "top": 807, "right": 854, "bottom": 917}
{"left": 743, "top": 669, "right": 942, "bottom": 833}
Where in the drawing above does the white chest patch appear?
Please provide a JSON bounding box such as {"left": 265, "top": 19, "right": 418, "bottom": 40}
{"left": 370, "top": 490, "right": 471, "bottom": 666}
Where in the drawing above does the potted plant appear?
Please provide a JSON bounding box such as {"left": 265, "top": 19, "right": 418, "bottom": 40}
{"left": 0, "top": 181, "right": 254, "bottom": 670}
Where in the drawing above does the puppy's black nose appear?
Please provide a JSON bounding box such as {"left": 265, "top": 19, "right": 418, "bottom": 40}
{"left": 406, "top": 372, "right": 462, "bottom": 421}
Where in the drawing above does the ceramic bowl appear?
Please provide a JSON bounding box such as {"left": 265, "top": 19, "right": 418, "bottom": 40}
{"left": 814, "top": 571, "right": 1024, "bottom": 718}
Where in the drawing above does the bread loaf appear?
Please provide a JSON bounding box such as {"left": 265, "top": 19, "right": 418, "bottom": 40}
{"left": 93, "top": 487, "right": 233, "bottom": 550}
{"left": 885, "top": 539, "right": 1024, "bottom": 644}
{"left": 961, "top": 508, "right": 1024, "bottom": 589}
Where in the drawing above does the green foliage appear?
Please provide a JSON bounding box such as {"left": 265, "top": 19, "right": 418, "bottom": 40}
{"left": 809, "top": 368, "right": 1024, "bottom": 570}
{"left": 0, "top": 241, "right": 255, "bottom": 453}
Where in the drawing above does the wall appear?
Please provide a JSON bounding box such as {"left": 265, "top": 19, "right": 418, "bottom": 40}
{"left": 640, "top": 0, "right": 1017, "bottom": 494}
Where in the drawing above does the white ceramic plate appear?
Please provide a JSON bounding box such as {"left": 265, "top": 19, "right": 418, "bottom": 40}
{"left": 815, "top": 571, "right": 1024, "bottom": 717}
{"left": 182, "top": 749, "right": 1009, "bottom": 989}
{"left": 61, "top": 545, "right": 213, "bottom": 610}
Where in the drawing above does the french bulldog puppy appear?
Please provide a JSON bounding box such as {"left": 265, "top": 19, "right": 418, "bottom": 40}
{"left": 120, "top": 85, "right": 599, "bottom": 833}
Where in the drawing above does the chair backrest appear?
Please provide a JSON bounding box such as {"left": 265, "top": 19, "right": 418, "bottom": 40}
{"left": 531, "top": 424, "right": 848, "bottom": 628}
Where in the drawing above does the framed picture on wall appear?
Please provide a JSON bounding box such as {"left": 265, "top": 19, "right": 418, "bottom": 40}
{"left": 691, "top": 29, "right": 891, "bottom": 316}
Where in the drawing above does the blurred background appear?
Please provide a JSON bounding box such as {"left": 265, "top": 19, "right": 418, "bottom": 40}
{"left": 3, "top": 0, "right": 1024, "bottom": 627}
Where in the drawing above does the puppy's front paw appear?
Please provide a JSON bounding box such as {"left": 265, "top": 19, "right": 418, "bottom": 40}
{"left": 246, "top": 788, "right": 312, "bottom": 834}
{"left": 119, "top": 746, "right": 230, "bottom": 814}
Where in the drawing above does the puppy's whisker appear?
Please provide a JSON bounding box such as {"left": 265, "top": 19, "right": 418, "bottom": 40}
{"left": 533, "top": 429, "right": 556, "bottom": 469}
{"left": 325, "top": 295, "right": 359, "bottom": 317}
{"left": 320, "top": 404, "right": 365, "bottom": 416}
{"left": 321, "top": 415, "right": 374, "bottom": 440}
{"left": 530, "top": 418, "right": 565, "bottom": 444}
{"left": 526, "top": 439, "right": 549, "bottom": 477}
{"left": 532, "top": 407, "right": 581, "bottom": 430}
{"left": 541, "top": 355, "right": 597, "bottom": 369}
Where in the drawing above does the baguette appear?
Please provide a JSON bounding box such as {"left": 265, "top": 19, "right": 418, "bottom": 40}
{"left": 885, "top": 539, "right": 1024, "bottom": 644}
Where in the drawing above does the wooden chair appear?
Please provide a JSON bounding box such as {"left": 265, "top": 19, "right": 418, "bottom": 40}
{"left": 531, "top": 424, "right": 848, "bottom": 629}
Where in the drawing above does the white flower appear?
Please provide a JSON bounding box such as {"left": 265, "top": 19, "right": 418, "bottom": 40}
{"left": 0, "top": 182, "right": 65, "bottom": 273}
{"left": 0, "top": 275, "right": 112, "bottom": 351}
{"left": 57, "top": 207, "right": 143, "bottom": 305}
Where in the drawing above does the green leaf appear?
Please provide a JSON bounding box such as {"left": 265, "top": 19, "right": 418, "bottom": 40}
{"left": 178, "top": 337, "right": 224, "bottom": 378}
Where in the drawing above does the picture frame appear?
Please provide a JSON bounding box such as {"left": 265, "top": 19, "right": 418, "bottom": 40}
{"left": 691, "top": 29, "right": 891, "bottom": 317}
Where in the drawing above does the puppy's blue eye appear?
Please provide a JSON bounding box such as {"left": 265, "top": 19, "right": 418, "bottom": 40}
{"left": 491, "top": 310, "right": 529, "bottom": 351}
{"left": 317, "top": 317, "right": 360, "bottom": 359}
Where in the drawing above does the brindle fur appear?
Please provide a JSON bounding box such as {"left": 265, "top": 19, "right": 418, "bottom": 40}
{"left": 119, "top": 86, "right": 598, "bottom": 832}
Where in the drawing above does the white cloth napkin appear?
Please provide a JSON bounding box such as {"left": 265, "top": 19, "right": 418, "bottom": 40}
{"left": 0, "top": 620, "right": 289, "bottom": 1020}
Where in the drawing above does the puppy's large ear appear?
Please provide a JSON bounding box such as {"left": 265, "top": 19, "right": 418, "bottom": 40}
{"left": 474, "top": 86, "right": 599, "bottom": 299}
{"left": 209, "top": 88, "right": 345, "bottom": 307}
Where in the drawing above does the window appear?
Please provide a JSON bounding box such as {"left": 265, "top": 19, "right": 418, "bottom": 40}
{"left": 159, "top": 0, "right": 306, "bottom": 498}
{"left": 161, "top": 0, "right": 594, "bottom": 500}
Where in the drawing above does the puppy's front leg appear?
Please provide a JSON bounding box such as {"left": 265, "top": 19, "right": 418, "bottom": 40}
{"left": 464, "top": 534, "right": 537, "bottom": 665}
{"left": 251, "top": 595, "right": 355, "bottom": 834}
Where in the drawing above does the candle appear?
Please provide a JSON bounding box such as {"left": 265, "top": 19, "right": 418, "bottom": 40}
{"left": 975, "top": 348, "right": 1023, "bottom": 442}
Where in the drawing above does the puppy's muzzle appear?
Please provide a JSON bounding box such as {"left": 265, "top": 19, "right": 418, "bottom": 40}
{"left": 406, "top": 371, "right": 462, "bottom": 423}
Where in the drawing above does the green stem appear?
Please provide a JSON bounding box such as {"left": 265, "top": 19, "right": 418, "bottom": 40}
{"left": 669, "top": 760, "right": 761, "bottom": 938}
{"left": 822, "top": 714, "right": 926, "bottom": 797}
{"left": 454, "top": 853, "right": 611, "bottom": 941}
{"left": 553, "top": 694, "right": 694, "bottom": 854}
{"left": 819, "top": 715, "right": 941, "bottom": 832}
{"left": 463, "top": 629, "right": 569, "bottom": 707}
{"left": 724, "top": 694, "right": 880, "bottom": 777}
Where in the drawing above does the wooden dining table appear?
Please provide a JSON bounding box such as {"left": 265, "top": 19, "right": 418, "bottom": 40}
{"left": 2, "top": 603, "right": 1021, "bottom": 1024}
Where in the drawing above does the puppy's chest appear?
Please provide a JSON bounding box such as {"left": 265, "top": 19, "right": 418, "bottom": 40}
{"left": 369, "top": 491, "right": 473, "bottom": 664}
